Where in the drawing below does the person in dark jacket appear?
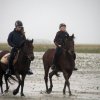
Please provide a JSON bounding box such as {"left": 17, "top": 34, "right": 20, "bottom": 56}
{"left": 51, "top": 23, "right": 78, "bottom": 71}
{"left": 6, "top": 20, "right": 33, "bottom": 75}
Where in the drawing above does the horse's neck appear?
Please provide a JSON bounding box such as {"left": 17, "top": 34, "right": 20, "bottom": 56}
{"left": 62, "top": 51, "right": 74, "bottom": 62}
{"left": 18, "top": 50, "right": 29, "bottom": 65}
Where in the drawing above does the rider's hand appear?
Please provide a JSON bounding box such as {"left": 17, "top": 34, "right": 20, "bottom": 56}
{"left": 58, "top": 45, "right": 61, "bottom": 47}
{"left": 54, "top": 42, "right": 61, "bottom": 47}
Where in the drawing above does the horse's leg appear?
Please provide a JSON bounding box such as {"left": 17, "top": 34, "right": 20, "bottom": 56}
{"left": 13, "top": 73, "right": 21, "bottom": 95}
{"left": 0, "top": 73, "right": 3, "bottom": 94}
{"left": 63, "top": 71, "right": 72, "bottom": 96}
{"left": 44, "top": 66, "right": 49, "bottom": 93}
{"left": 4, "top": 75, "right": 9, "bottom": 93}
{"left": 20, "top": 74, "right": 26, "bottom": 96}
{"left": 47, "top": 71, "right": 55, "bottom": 94}
{"left": 63, "top": 81, "right": 67, "bottom": 95}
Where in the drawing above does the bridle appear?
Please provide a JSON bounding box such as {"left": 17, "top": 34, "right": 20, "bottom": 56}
{"left": 19, "top": 42, "right": 34, "bottom": 61}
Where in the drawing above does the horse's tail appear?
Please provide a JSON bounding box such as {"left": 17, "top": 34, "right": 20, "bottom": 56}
{"left": 8, "top": 75, "right": 18, "bottom": 84}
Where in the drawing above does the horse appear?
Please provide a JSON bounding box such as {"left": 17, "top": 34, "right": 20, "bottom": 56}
{"left": 43, "top": 34, "right": 75, "bottom": 95}
{"left": 0, "top": 39, "right": 34, "bottom": 96}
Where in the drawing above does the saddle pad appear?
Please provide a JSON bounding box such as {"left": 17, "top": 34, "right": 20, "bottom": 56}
{"left": 0, "top": 53, "right": 10, "bottom": 64}
{"left": 0, "top": 51, "right": 19, "bottom": 65}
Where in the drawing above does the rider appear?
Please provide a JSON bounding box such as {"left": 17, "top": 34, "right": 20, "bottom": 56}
{"left": 5, "top": 20, "right": 33, "bottom": 75}
{"left": 51, "top": 23, "right": 78, "bottom": 71}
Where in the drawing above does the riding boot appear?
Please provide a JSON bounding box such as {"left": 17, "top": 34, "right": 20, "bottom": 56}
{"left": 73, "top": 53, "right": 78, "bottom": 71}
{"left": 51, "top": 59, "right": 56, "bottom": 70}
{"left": 5, "top": 47, "right": 17, "bottom": 75}
{"left": 51, "top": 47, "right": 61, "bottom": 71}
{"left": 51, "top": 51, "right": 57, "bottom": 70}
{"left": 51, "top": 62, "right": 60, "bottom": 77}
{"left": 74, "top": 67, "right": 78, "bottom": 70}
{"left": 26, "top": 62, "right": 33, "bottom": 75}
{"left": 5, "top": 58, "right": 13, "bottom": 76}
{"left": 27, "top": 68, "right": 33, "bottom": 75}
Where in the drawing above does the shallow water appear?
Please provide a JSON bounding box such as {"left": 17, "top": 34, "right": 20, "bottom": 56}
{"left": 0, "top": 52, "right": 100, "bottom": 100}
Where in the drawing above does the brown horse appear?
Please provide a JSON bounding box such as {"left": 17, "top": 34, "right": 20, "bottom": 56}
{"left": 0, "top": 39, "right": 34, "bottom": 96}
{"left": 43, "top": 34, "right": 75, "bottom": 95}
{"left": 0, "top": 50, "right": 10, "bottom": 94}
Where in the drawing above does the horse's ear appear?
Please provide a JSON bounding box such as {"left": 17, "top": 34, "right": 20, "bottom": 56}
{"left": 31, "top": 39, "right": 34, "bottom": 43}
{"left": 72, "top": 34, "right": 75, "bottom": 39}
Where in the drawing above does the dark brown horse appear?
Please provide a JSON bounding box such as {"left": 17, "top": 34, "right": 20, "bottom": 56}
{"left": 0, "top": 39, "right": 34, "bottom": 96}
{"left": 43, "top": 34, "right": 75, "bottom": 95}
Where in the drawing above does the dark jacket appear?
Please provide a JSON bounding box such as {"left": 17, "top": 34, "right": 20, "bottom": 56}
{"left": 7, "top": 29, "right": 26, "bottom": 48}
{"left": 54, "top": 31, "right": 69, "bottom": 46}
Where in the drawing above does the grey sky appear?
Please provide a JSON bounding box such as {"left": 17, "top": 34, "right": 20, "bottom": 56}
{"left": 0, "top": 0, "right": 100, "bottom": 44}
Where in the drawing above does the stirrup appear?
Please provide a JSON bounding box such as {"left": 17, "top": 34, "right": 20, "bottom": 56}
{"left": 27, "top": 70, "right": 33, "bottom": 75}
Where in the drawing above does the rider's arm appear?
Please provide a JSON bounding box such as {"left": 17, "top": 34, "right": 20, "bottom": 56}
{"left": 7, "top": 32, "right": 15, "bottom": 47}
{"left": 54, "top": 42, "right": 61, "bottom": 47}
{"left": 54, "top": 31, "right": 62, "bottom": 47}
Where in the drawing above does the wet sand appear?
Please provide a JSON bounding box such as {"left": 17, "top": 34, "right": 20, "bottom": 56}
{"left": 0, "top": 52, "right": 100, "bottom": 100}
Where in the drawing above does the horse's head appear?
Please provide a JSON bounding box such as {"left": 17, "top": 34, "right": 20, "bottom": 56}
{"left": 63, "top": 34, "right": 75, "bottom": 55}
{"left": 21, "top": 39, "right": 34, "bottom": 61}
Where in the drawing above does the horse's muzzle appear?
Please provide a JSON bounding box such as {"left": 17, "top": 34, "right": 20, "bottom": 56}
{"left": 28, "top": 55, "right": 35, "bottom": 61}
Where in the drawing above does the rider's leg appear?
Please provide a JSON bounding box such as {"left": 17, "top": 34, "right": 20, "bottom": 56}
{"left": 51, "top": 47, "right": 58, "bottom": 70}
{"left": 73, "top": 52, "right": 76, "bottom": 60}
{"left": 73, "top": 52, "right": 78, "bottom": 70}
{"left": 5, "top": 47, "right": 17, "bottom": 75}
{"left": 27, "top": 62, "right": 33, "bottom": 75}
{"left": 51, "top": 47, "right": 61, "bottom": 70}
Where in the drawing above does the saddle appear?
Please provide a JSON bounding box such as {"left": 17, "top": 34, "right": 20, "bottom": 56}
{"left": 0, "top": 52, "right": 19, "bottom": 65}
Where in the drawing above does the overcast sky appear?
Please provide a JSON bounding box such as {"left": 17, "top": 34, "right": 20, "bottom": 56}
{"left": 0, "top": 0, "right": 100, "bottom": 44}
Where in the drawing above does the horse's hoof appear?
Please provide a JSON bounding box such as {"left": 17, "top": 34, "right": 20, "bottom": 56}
{"left": 1, "top": 93, "right": 4, "bottom": 96}
{"left": 45, "top": 90, "right": 50, "bottom": 94}
{"left": 4, "top": 90, "right": 8, "bottom": 93}
{"left": 13, "top": 89, "right": 18, "bottom": 95}
{"left": 63, "top": 91, "right": 66, "bottom": 95}
{"left": 47, "top": 88, "right": 52, "bottom": 94}
{"left": 21, "top": 93, "right": 25, "bottom": 96}
{"left": 47, "top": 91, "right": 51, "bottom": 94}
{"left": 69, "top": 93, "right": 72, "bottom": 96}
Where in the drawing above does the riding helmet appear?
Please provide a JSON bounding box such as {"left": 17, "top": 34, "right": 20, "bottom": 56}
{"left": 59, "top": 23, "right": 66, "bottom": 29}
{"left": 15, "top": 20, "right": 23, "bottom": 27}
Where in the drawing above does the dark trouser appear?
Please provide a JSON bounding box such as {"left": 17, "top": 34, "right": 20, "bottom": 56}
{"left": 52, "top": 47, "right": 62, "bottom": 66}
{"left": 8, "top": 47, "right": 18, "bottom": 71}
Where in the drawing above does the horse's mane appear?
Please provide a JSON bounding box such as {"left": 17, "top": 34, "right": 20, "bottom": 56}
{"left": 25, "top": 39, "right": 33, "bottom": 43}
